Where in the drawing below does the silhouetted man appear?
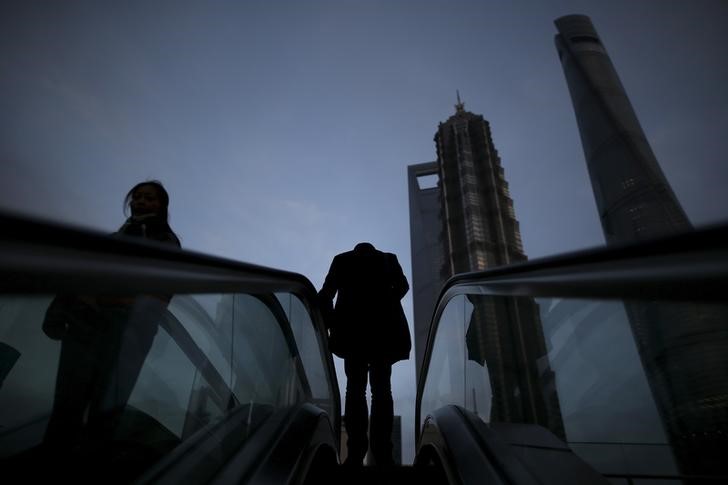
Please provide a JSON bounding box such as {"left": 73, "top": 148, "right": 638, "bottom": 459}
{"left": 319, "top": 242, "right": 410, "bottom": 467}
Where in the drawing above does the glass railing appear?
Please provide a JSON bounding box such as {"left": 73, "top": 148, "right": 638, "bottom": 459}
{"left": 417, "top": 225, "right": 728, "bottom": 483}
{"left": 0, "top": 213, "right": 339, "bottom": 482}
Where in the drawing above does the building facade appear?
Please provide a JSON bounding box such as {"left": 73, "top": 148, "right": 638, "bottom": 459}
{"left": 555, "top": 14, "right": 727, "bottom": 475}
{"left": 434, "top": 97, "right": 526, "bottom": 274}
{"left": 409, "top": 98, "right": 527, "bottom": 381}
{"left": 407, "top": 161, "right": 444, "bottom": 382}
{"left": 409, "top": 99, "right": 563, "bottom": 438}
{"left": 554, "top": 14, "right": 691, "bottom": 243}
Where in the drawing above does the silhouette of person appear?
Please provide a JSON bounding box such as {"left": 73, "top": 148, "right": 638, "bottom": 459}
{"left": 318, "top": 242, "right": 410, "bottom": 467}
{"left": 116, "top": 181, "right": 181, "bottom": 246}
{"left": 42, "top": 181, "right": 180, "bottom": 455}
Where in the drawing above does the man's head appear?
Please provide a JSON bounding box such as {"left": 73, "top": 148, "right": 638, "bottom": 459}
{"left": 354, "top": 242, "right": 376, "bottom": 253}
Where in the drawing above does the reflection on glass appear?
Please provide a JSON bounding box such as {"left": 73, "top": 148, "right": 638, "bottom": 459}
{"left": 420, "top": 295, "right": 465, "bottom": 427}
{"left": 464, "top": 295, "right": 564, "bottom": 438}
{"left": 620, "top": 300, "right": 728, "bottom": 477}
{"left": 0, "top": 291, "right": 334, "bottom": 481}
{"left": 0, "top": 296, "right": 59, "bottom": 431}
{"left": 420, "top": 292, "right": 728, "bottom": 479}
{"left": 538, "top": 298, "right": 679, "bottom": 477}
{"left": 276, "top": 293, "right": 332, "bottom": 417}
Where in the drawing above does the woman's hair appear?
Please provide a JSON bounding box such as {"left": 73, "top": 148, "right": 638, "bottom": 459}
{"left": 123, "top": 180, "right": 170, "bottom": 221}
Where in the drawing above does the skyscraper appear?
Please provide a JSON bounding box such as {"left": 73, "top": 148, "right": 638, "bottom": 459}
{"left": 554, "top": 14, "right": 691, "bottom": 243}
{"left": 435, "top": 94, "right": 526, "bottom": 274}
{"left": 408, "top": 161, "right": 443, "bottom": 383}
{"left": 409, "top": 98, "right": 563, "bottom": 437}
{"left": 409, "top": 95, "right": 525, "bottom": 382}
{"left": 555, "top": 14, "right": 727, "bottom": 475}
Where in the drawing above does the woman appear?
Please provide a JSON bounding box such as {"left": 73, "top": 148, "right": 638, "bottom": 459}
{"left": 43, "top": 180, "right": 180, "bottom": 461}
{"left": 117, "top": 180, "right": 181, "bottom": 247}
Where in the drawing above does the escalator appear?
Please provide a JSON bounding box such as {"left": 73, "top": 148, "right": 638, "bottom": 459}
{"left": 0, "top": 212, "right": 340, "bottom": 484}
{"left": 415, "top": 224, "right": 728, "bottom": 484}
{"left": 2, "top": 212, "right": 727, "bottom": 484}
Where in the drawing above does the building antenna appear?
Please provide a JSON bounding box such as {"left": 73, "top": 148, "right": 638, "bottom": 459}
{"left": 455, "top": 90, "right": 465, "bottom": 113}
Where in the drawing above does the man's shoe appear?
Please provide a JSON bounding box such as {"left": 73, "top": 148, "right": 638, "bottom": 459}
{"left": 374, "top": 455, "right": 395, "bottom": 468}
{"left": 343, "top": 456, "right": 364, "bottom": 467}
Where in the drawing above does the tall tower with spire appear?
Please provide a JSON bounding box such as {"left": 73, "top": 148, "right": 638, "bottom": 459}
{"left": 409, "top": 94, "right": 524, "bottom": 382}
{"left": 434, "top": 94, "right": 525, "bottom": 278}
{"left": 409, "top": 97, "right": 564, "bottom": 438}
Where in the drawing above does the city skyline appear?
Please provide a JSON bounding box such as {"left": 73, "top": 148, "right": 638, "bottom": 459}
{"left": 1, "top": 1, "right": 726, "bottom": 463}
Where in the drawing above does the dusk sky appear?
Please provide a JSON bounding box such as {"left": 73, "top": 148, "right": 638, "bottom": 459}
{"left": 2, "top": 0, "right": 727, "bottom": 462}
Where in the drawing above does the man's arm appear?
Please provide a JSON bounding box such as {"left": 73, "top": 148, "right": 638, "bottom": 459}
{"left": 318, "top": 257, "right": 339, "bottom": 330}
{"left": 389, "top": 254, "right": 409, "bottom": 300}
{"left": 319, "top": 256, "right": 339, "bottom": 302}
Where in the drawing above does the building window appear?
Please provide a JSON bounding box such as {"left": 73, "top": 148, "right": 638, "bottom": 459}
{"left": 571, "top": 35, "right": 600, "bottom": 45}
{"left": 622, "top": 177, "right": 637, "bottom": 190}
{"left": 628, "top": 203, "right": 646, "bottom": 214}
{"left": 475, "top": 254, "right": 487, "bottom": 269}
{"left": 417, "top": 174, "right": 439, "bottom": 190}
{"left": 465, "top": 193, "right": 480, "bottom": 205}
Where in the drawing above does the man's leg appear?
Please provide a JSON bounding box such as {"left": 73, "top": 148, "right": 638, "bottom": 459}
{"left": 344, "top": 358, "right": 368, "bottom": 465}
{"left": 369, "top": 361, "right": 394, "bottom": 466}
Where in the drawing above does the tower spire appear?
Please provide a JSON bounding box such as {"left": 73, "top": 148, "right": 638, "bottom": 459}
{"left": 455, "top": 90, "right": 465, "bottom": 113}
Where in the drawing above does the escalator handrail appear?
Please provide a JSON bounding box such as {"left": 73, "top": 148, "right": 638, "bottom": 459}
{"left": 416, "top": 222, "right": 728, "bottom": 441}
{"left": 0, "top": 211, "right": 317, "bottom": 295}
{"left": 439, "top": 222, "right": 728, "bottom": 303}
{"left": 0, "top": 210, "right": 341, "bottom": 443}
